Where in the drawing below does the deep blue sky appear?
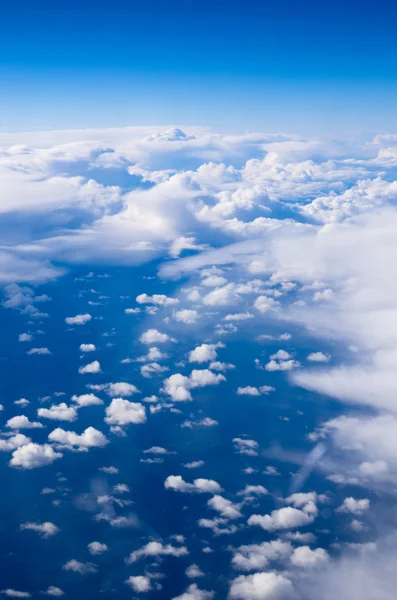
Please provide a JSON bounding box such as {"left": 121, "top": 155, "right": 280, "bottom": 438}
{"left": 1, "top": 0, "right": 397, "bottom": 133}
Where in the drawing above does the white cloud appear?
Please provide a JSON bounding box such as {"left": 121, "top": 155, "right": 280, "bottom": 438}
{"left": 62, "top": 560, "right": 97, "bottom": 574}
{"left": 229, "top": 572, "right": 296, "bottom": 600}
{"left": 290, "top": 546, "right": 329, "bottom": 568}
{"left": 65, "top": 314, "right": 92, "bottom": 325}
{"left": 231, "top": 540, "right": 292, "bottom": 572}
{"left": 336, "top": 497, "right": 370, "bottom": 515}
{"left": 136, "top": 293, "right": 179, "bottom": 306}
{"left": 105, "top": 398, "right": 146, "bottom": 426}
{"left": 88, "top": 541, "right": 108, "bottom": 555}
{"left": 307, "top": 352, "right": 330, "bottom": 362}
{"left": 6, "top": 416, "right": 43, "bottom": 429}
{"left": 173, "top": 309, "right": 200, "bottom": 324}
{"left": 20, "top": 521, "right": 59, "bottom": 538}
{"left": 79, "top": 360, "right": 101, "bottom": 374}
{"left": 42, "top": 587, "right": 64, "bottom": 597}
{"left": 71, "top": 393, "right": 103, "bottom": 407}
{"left": 164, "top": 475, "right": 222, "bottom": 494}
{"left": 26, "top": 347, "right": 51, "bottom": 356}
{"left": 37, "top": 403, "right": 77, "bottom": 422}
{"left": 140, "top": 329, "right": 175, "bottom": 344}
{"left": 125, "top": 576, "right": 152, "bottom": 593}
{"left": 162, "top": 369, "right": 225, "bottom": 402}
{"left": 186, "top": 564, "right": 205, "bottom": 579}
{"left": 79, "top": 343, "right": 96, "bottom": 352}
{"left": 48, "top": 426, "right": 108, "bottom": 451}
{"left": 126, "top": 540, "right": 189, "bottom": 564}
{"left": 189, "top": 343, "right": 223, "bottom": 363}
{"left": 172, "top": 584, "right": 214, "bottom": 600}
{"left": 10, "top": 443, "right": 62, "bottom": 469}
{"left": 236, "top": 386, "right": 274, "bottom": 396}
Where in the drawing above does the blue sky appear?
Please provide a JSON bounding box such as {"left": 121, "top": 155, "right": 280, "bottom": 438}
{"left": 1, "top": 0, "right": 397, "bottom": 133}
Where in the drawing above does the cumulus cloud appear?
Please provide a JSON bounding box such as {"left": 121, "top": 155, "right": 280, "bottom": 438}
{"left": 164, "top": 476, "right": 222, "bottom": 494}
{"left": 48, "top": 426, "right": 108, "bottom": 451}
{"left": 65, "top": 314, "right": 92, "bottom": 325}
{"left": 126, "top": 540, "right": 189, "bottom": 564}
{"left": 20, "top": 521, "right": 60, "bottom": 538}
{"left": 229, "top": 572, "right": 296, "bottom": 600}
{"left": 10, "top": 443, "right": 62, "bottom": 469}
{"left": 37, "top": 403, "right": 77, "bottom": 422}
{"left": 139, "top": 329, "right": 175, "bottom": 344}
{"left": 105, "top": 398, "right": 146, "bottom": 426}
{"left": 78, "top": 360, "right": 101, "bottom": 374}
{"left": 162, "top": 369, "right": 226, "bottom": 401}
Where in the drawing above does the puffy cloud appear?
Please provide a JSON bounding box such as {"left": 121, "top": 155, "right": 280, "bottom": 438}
{"left": 71, "top": 393, "right": 103, "bottom": 407}
{"left": 42, "top": 587, "right": 64, "bottom": 597}
{"left": 37, "top": 403, "right": 77, "bottom": 422}
{"left": 229, "top": 572, "right": 296, "bottom": 600}
{"left": 207, "top": 495, "right": 242, "bottom": 519}
{"left": 18, "top": 333, "right": 32, "bottom": 342}
{"left": 336, "top": 497, "right": 370, "bottom": 515}
{"left": 136, "top": 293, "right": 179, "bottom": 306}
{"left": 172, "top": 584, "right": 214, "bottom": 600}
{"left": 1, "top": 591, "right": 31, "bottom": 598}
{"left": 105, "top": 398, "right": 146, "bottom": 426}
{"left": 164, "top": 475, "right": 222, "bottom": 494}
{"left": 79, "top": 343, "right": 96, "bottom": 352}
{"left": 125, "top": 576, "right": 152, "bottom": 593}
{"left": 290, "top": 546, "right": 329, "bottom": 568}
{"left": 10, "top": 443, "right": 62, "bottom": 469}
{"left": 26, "top": 347, "right": 51, "bottom": 356}
{"left": 48, "top": 426, "right": 108, "bottom": 451}
{"left": 189, "top": 343, "right": 223, "bottom": 363}
{"left": 231, "top": 540, "right": 293, "bottom": 572}
{"left": 65, "top": 314, "right": 92, "bottom": 325}
{"left": 140, "top": 329, "right": 175, "bottom": 344}
{"left": 20, "top": 521, "right": 60, "bottom": 538}
{"left": 236, "top": 386, "right": 275, "bottom": 396}
{"left": 307, "top": 352, "right": 330, "bottom": 362}
{"left": 173, "top": 309, "right": 200, "bottom": 324}
{"left": 79, "top": 360, "right": 101, "bottom": 374}
{"left": 186, "top": 564, "right": 205, "bottom": 579}
{"left": 0, "top": 434, "right": 31, "bottom": 452}
{"left": 62, "top": 560, "right": 97, "bottom": 574}
{"left": 233, "top": 438, "right": 259, "bottom": 456}
{"left": 126, "top": 540, "right": 189, "bottom": 564}
{"left": 163, "top": 369, "right": 225, "bottom": 401}
{"left": 6, "top": 416, "right": 43, "bottom": 429}
{"left": 88, "top": 541, "right": 108, "bottom": 555}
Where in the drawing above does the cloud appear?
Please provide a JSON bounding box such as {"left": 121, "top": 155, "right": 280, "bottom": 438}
{"left": 139, "top": 329, "right": 175, "bottom": 344}
{"left": 10, "top": 443, "right": 62, "bottom": 469}
{"left": 125, "top": 576, "right": 152, "bottom": 593}
{"left": 172, "top": 584, "right": 214, "bottom": 600}
{"left": 20, "top": 522, "right": 60, "bottom": 538}
{"left": 126, "top": 540, "right": 189, "bottom": 564}
{"left": 162, "top": 369, "right": 226, "bottom": 401}
{"left": 105, "top": 399, "right": 146, "bottom": 426}
{"left": 79, "top": 360, "right": 101, "bottom": 374}
{"left": 136, "top": 293, "right": 179, "bottom": 306}
{"left": 189, "top": 343, "right": 223, "bottom": 363}
{"left": 164, "top": 476, "right": 222, "bottom": 494}
{"left": 71, "top": 393, "right": 103, "bottom": 407}
{"left": 88, "top": 541, "right": 108, "bottom": 555}
{"left": 79, "top": 343, "right": 96, "bottom": 352}
{"left": 62, "top": 560, "right": 97, "bottom": 574}
{"left": 37, "top": 403, "right": 77, "bottom": 422}
{"left": 173, "top": 309, "right": 200, "bottom": 324}
{"left": 48, "top": 426, "right": 108, "bottom": 451}
{"left": 229, "top": 572, "right": 296, "bottom": 600}
{"left": 6, "top": 416, "right": 43, "bottom": 429}
{"left": 65, "top": 314, "right": 92, "bottom": 325}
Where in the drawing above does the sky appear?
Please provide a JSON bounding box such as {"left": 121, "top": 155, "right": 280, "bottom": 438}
{"left": 2, "top": 3, "right": 397, "bottom": 600}
{"left": 2, "top": 0, "right": 397, "bottom": 133}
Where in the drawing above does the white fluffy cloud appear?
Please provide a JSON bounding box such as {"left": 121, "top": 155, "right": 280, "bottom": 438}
{"left": 20, "top": 522, "right": 60, "bottom": 538}
{"left": 164, "top": 476, "right": 222, "bottom": 494}
{"left": 229, "top": 572, "right": 296, "bottom": 600}
{"left": 48, "top": 426, "right": 108, "bottom": 451}
{"left": 162, "top": 369, "right": 226, "bottom": 401}
{"left": 37, "top": 403, "right": 77, "bottom": 422}
{"left": 10, "top": 443, "right": 62, "bottom": 469}
{"left": 65, "top": 314, "right": 92, "bottom": 325}
{"left": 105, "top": 398, "right": 146, "bottom": 426}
